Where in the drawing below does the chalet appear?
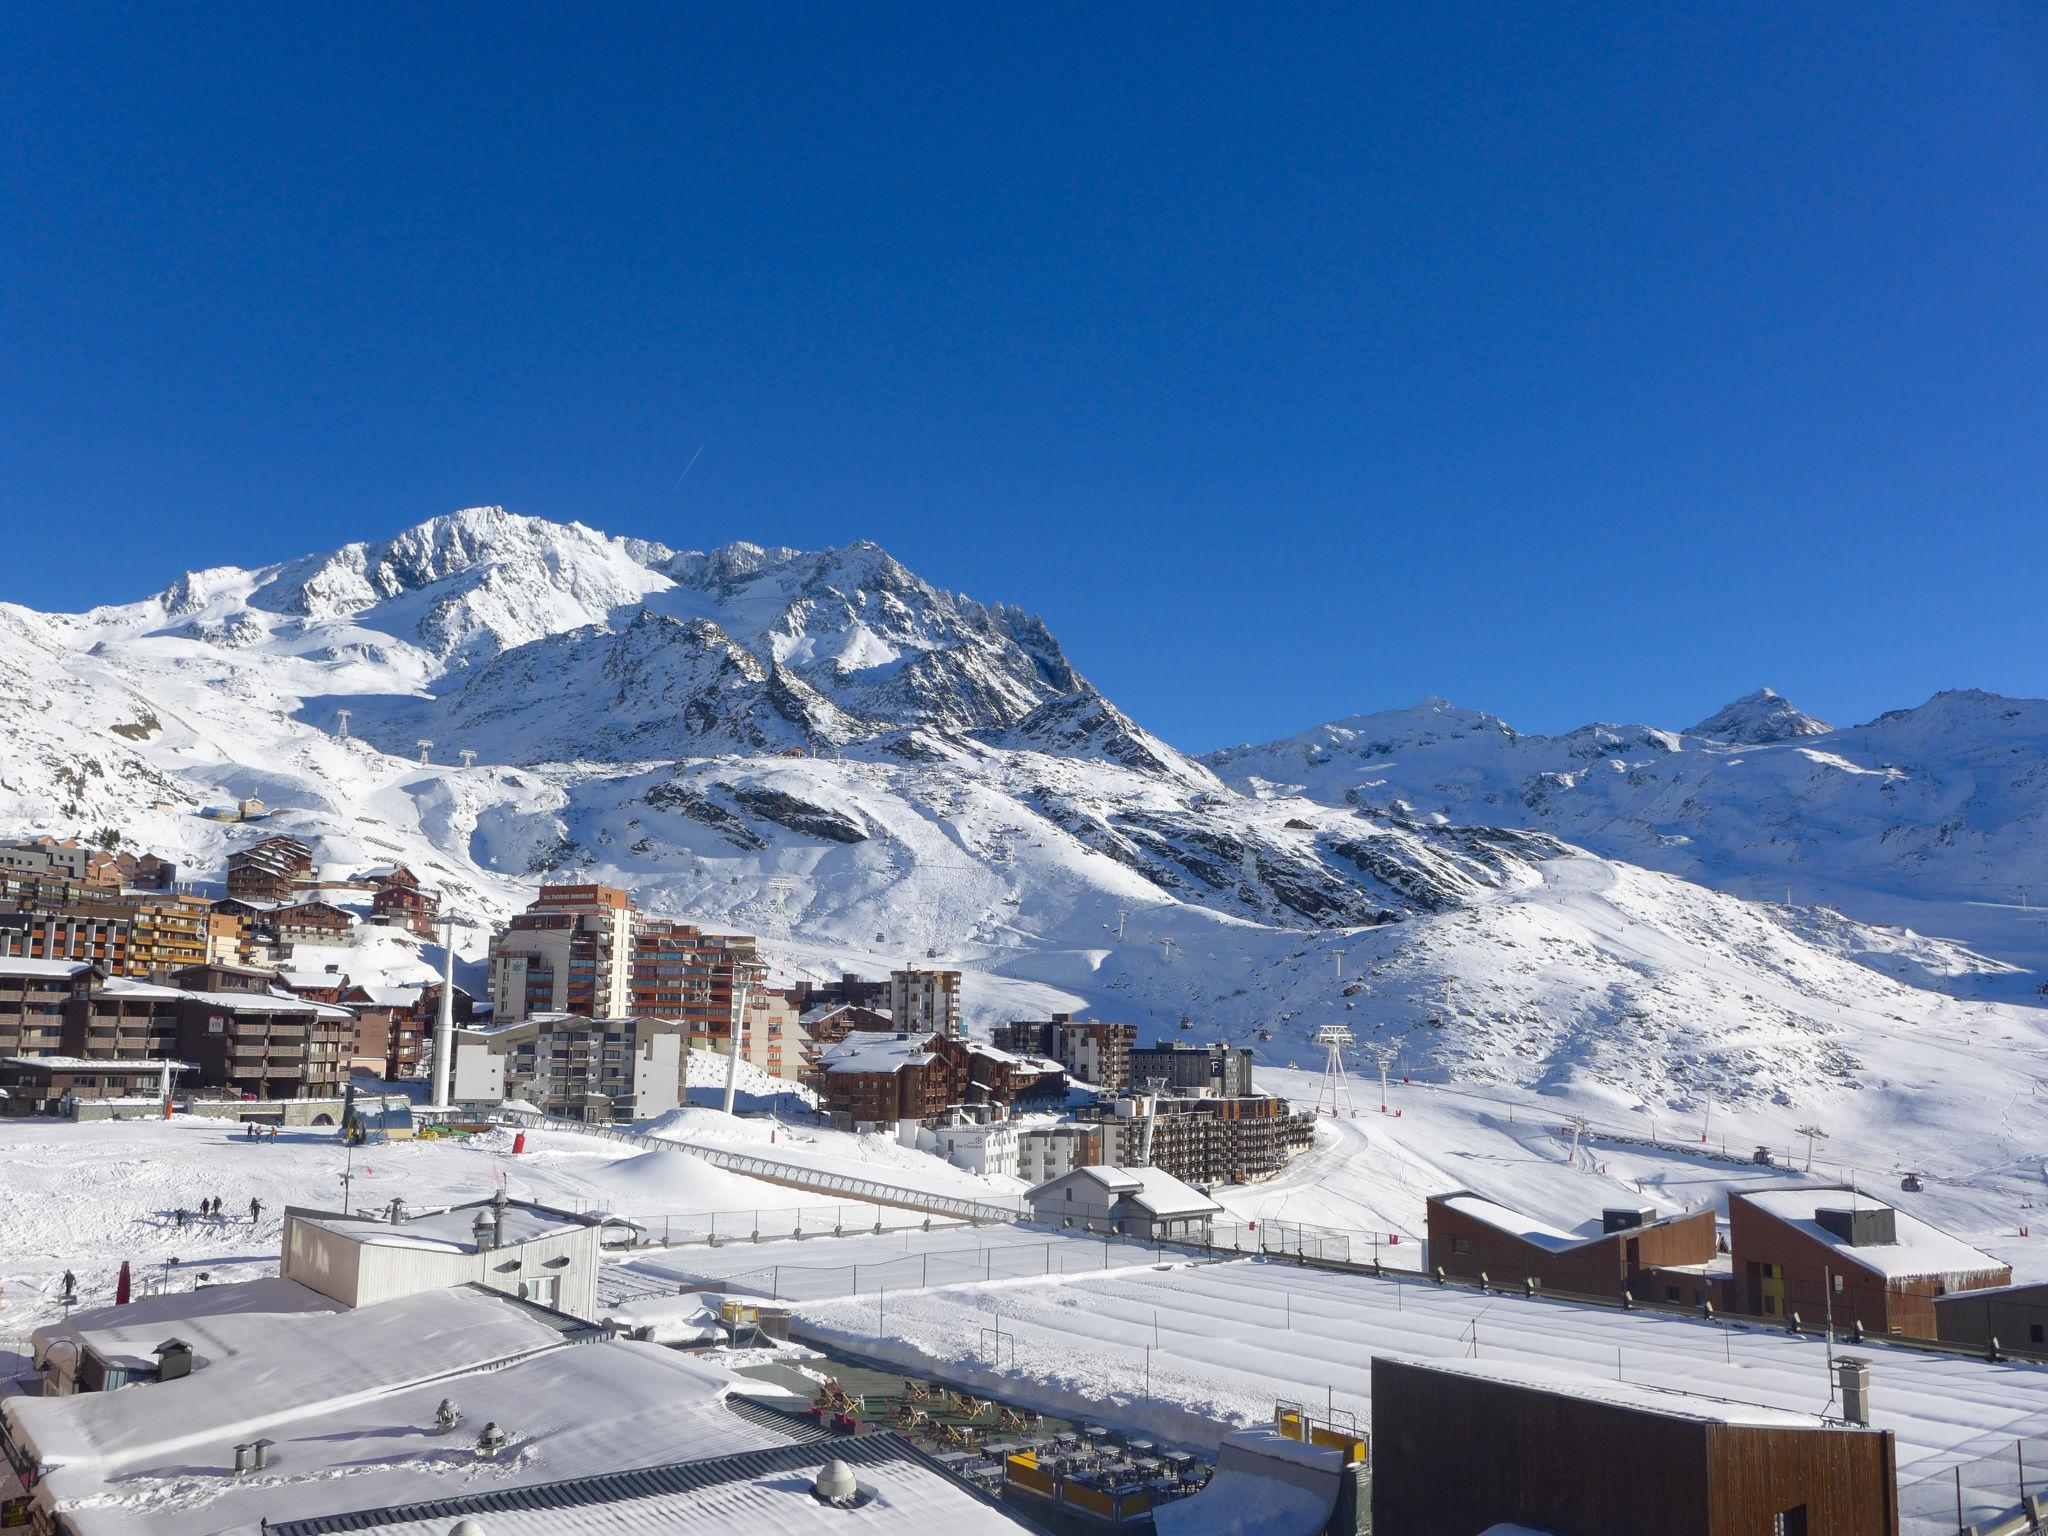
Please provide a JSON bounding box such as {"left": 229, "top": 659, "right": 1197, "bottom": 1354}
{"left": 273, "top": 899, "right": 354, "bottom": 949}
{"left": 813, "top": 1031, "right": 1064, "bottom": 1128}
{"left": 798, "top": 1000, "right": 896, "bottom": 1045}
{"left": 1425, "top": 1192, "right": 1725, "bottom": 1304}
{"left": 1728, "top": 1187, "right": 2011, "bottom": 1338}
{"left": 363, "top": 865, "right": 439, "bottom": 938}
{"left": 1022, "top": 1164, "right": 1221, "bottom": 1242}
{"left": 225, "top": 836, "right": 314, "bottom": 905}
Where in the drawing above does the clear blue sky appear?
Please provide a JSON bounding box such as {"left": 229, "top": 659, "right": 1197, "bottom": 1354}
{"left": 4, "top": 5, "right": 2044, "bottom": 750}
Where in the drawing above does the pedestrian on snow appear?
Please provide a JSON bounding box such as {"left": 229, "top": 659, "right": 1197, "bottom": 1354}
{"left": 245, "top": 1122, "right": 255, "bottom": 1141}
{"left": 174, "top": 1207, "right": 187, "bottom": 1228}
{"left": 250, "top": 1198, "right": 263, "bottom": 1224}
{"left": 61, "top": 1270, "right": 76, "bottom": 1300}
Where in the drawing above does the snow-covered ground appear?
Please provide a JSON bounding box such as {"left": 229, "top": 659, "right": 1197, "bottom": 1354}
{"left": 0, "top": 1114, "right": 916, "bottom": 1336}
{"left": 793, "top": 1255, "right": 2048, "bottom": 1481}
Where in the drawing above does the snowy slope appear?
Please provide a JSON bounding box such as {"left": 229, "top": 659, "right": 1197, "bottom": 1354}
{"left": 1, "top": 507, "right": 2045, "bottom": 1179}
{"left": 1206, "top": 690, "right": 2048, "bottom": 982}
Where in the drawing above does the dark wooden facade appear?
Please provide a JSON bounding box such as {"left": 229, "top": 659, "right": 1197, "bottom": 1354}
{"left": 1426, "top": 1194, "right": 1721, "bottom": 1302}
{"left": 1933, "top": 1283, "right": 2048, "bottom": 1352}
{"left": 1370, "top": 1356, "right": 1899, "bottom": 1536}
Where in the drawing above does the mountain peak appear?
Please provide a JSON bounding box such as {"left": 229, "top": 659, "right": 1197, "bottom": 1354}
{"left": 1687, "top": 688, "right": 1831, "bottom": 744}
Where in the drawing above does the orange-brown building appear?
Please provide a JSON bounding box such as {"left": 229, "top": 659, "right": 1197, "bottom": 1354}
{"left": 1728, "top": 1188, "right": 2011, "bottom": 1338}
{"left": 1426, "top": 1192, "right": 1724, "bottom": 1304}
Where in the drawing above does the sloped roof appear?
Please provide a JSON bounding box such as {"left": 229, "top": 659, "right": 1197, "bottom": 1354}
{"left": 1739, "top": 1187, "right": 2009, "bottom": 1283}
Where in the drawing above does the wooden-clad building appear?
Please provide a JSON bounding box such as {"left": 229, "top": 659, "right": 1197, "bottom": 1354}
{"left": 1728, "top": 1188, "right": 2011, "bottom": 1339}
{"left": 1370, "top": 1354, "right": 1899, "bottom": 1536}
{"left": 1426, "top": 1191, "right": 1725, "bottom": 1304}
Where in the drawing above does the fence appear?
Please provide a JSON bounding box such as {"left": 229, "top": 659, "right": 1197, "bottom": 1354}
{"left": 606, "top": 1228, "right": 1197, "bottom": 1307}
{"left": 1900, "top": 1436, "right": 2048, "bottom": 1535}
{"left": 641, "top": 1203, "right": 964, "bottom": 1247}
{"left": 469, "top": 1109, "right": 1028, "bottom": 1224}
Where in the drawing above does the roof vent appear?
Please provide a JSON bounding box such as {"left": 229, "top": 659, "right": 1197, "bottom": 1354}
{"left": 812, "top": 1459, "right": 869, "bottom": 1508}
{"left": 475, "top": 1422, "right": 508, "bottom": 1459}
{"left": 1602, "top": 1207, "right": 1655, "bottom": 1234}
{"left": 448, "top": 1521, "right": 488, "bottom": 1536}
{"left": 1816, "top": 1206, "right": 1896, "bottom": 1247}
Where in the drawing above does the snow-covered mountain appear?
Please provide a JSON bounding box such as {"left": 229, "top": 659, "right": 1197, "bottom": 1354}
{"left": 3, "top": 508, "right": 2046, "bottom": 1142}
{"left": 1206, "top": 689, "right": 2048, "bottom": 981}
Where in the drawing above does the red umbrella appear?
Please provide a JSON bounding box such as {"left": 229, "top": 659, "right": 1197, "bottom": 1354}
{"left": 115, "top": 1261, "right": 131, "bottom": 1306}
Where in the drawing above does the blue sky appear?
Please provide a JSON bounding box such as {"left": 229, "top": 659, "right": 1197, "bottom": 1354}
{"left": 3, "top": 5, "right": 2044, "bottom": 750}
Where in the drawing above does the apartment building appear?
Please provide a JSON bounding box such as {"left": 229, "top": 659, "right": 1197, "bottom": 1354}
{"left": 992, "top": 1013, "right": 1137, "bottom": 1088}
{"left": 0, "top": 838, "right": 120, "bottom": 887}
{"left": 58, "top": 963, "right": 352, "bottom": 1100}
{"left": 225, "top": 836, "right": 315, "bottom": 904}
{"left": 628, "top": 919, "right": 758, "bottom": 1040}
{"left": 888, "top": 965, "right": 962, "bottom": 1037}
{"left": 487, "top": 885, "right": 637, "bottom": 1023}
{"left": 1132, "top": 1039, "right": 1255, "bottom": 1098}
{"left": 1083, "top": 1091, "right": 1315, "bottom": 1185}
{"left": 448, "top": 1014, "right": 686, "bottom": 1121}
{"left": 0, "top": 890, "right": 209, "bottom": 977}
{"left": 0, "top": 957, "right": 101, "bottom": 1058}
{"left": 814, "top": 1031, "right": 1064, "bottom": 1128}
{"left": 274, "top": 899, "right": 355, "bottom": 949}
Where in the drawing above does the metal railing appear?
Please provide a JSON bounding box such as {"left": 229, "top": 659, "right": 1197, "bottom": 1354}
{"left": 469, "top": 1109, "right": 1027, "bottom": 1225}
{"left": 1900, "top": 1436, "right": 2048, "bottom": 1535}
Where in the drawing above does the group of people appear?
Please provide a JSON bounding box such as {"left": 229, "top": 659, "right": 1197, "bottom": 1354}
{"left": 170, "top": 1197, "right": 262, "bottom": 1227}
{"left": 243, "top": 1122, "right": 280, "bottom": 1142}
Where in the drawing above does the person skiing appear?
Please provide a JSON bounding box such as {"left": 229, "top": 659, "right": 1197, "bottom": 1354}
{"left": 249, "top": 1197, "right": 263, "bottom": 1224}
{"left": 174, "top": 1207, "right": 187, "bottom": 1228}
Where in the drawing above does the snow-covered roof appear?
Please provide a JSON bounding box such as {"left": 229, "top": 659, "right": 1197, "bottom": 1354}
{"left": 817, "top": 1033, "right": 935, "bottom": 1073}
{"left": 0, "top": 1055, "right": 190, "bottom": 1072}
{"left": 30, "top": 1277, "right": 344, "bottom": 1373}
{"left": 1380, "top": 1354, "right": 1832, "bottom": 1429}
{"left": 1738, "top": 1188, "right": 2010, "bottom": 1283}
{"left": 287, "top": 1434, "right": 1035, "bottom": 1536}
{"left": 1434, "top": 1193, "right": 1594, "bottom": 1253}
{"left": 25, "top": 1332, "right": 797, "bottom": 1536}
{"left": 293, "top": 1200, "right": 590, "bottom": 1253}
{"left": 5, "top": 1284, "right": 570, "bottom": 1476}
{"left": 1119, "top": 1165, "right": 1224, "bottom": 1219}
{"left": 0, "top": 957, "right": 96, "bottom": 980}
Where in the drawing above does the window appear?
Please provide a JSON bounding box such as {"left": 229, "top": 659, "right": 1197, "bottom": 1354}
{"left": 1774, "top": 1506, "right": 1808, "bottom": 1536}
{"left": 2031, "top": 1324, "right": 2044, "bottom": 1345}
{"left": 1833, "top": 1274, "right": 1844, "bottom": 1294}
{"left": 517, "top": 1276, "right": 560, "bottom": 1308}
{"left": 1665, "top": 1285, "right": 1679, "bottom": 1302}
{"left": 1452, "top": 1238, "right": 1470, "bottom": 1255}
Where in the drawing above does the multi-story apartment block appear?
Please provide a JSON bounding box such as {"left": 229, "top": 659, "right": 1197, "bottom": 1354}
{"left": 487, "top": 885, "right": 637, "bottom": 1023}
{"left": 629, "top": 919, "right": 757, "bottom": 1040}
{"left": 0, "top": 957, "right": 101, "bottom": 1058}
{"left": 1016, "top": 1121, "right": 1106, "bottom": 1184}
{"left": 59, "top": 962, "right": 352, "bottom": 1100}
{"left": 992, "top": 1013, "right": 1137, "bottom": 1089}
{"left": 1084, "top": 1091, "right": 1315, "bottom": 1185}
{"left": 1132, "top": 1039, "right": 1255, "bottom": 1098}
{"left": 448, "top": 1014, "right": 685, "bottom": 1122}
{"left": 0, "top": 838, "right": 121, "bottom": 888}
{"left": 0, "top": 890, "right": 209, "bottom": 977}
{"left": 274, "top": 899, "right": 355, "bottom": 949}
{"left": 225, "top": 835, "right": 315, "bottom": 904}
{"left": 888, "top": 966, "right": 962, "bottom": 1038}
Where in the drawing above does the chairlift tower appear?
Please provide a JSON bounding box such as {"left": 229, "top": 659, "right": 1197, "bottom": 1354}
{"left": 458, "top": 748, "right": 477, "bottom": 769}
{"left": 1313, "top": 1025, "right": 1359, "bottom": 1118}
{"left": 416, "top": 739, "right": 434, "bottom": 766}
{"left": 334, "top": 709, "right": 351, "bottom": 741}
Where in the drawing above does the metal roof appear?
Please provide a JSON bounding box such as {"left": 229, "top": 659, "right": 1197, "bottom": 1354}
{"left": 266, "top": 1428, "right": 968, "bottom": 1535}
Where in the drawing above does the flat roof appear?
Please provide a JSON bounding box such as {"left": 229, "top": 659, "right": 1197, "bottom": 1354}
{"left": 30, "top": 1277, "right": 343, "bottom": 1373}
{"left": 292, "top": 1201, "right": 590, "bottom": 1254}
{"left": 1379, "top": 1354, "right": 1832, "bottom": 1429}
{"left": 0, "top": 957, "right": 95, "bottom": 979}
{"left": 29, "top": 1333, "right": 799, "bottom": 1536}
{"left": 270, "top": 1432, "right": 1033, "bottom": 1536}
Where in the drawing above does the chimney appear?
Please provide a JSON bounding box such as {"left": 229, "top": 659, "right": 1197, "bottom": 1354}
{"left": 1835, "top": 1356, "right": 1871, "bottom": 1426}
{"left": 251, "top": 1438, "right": 274, "bottom": 1470}
{"left": 233, "top": 1443, "right": 254, "bottom": 1475}
{"left": 153, "top": 1338, "right": 194, "bottom": 1382}
{"left": 471, "top": 1209, "right": 496, "bottom": 1252}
